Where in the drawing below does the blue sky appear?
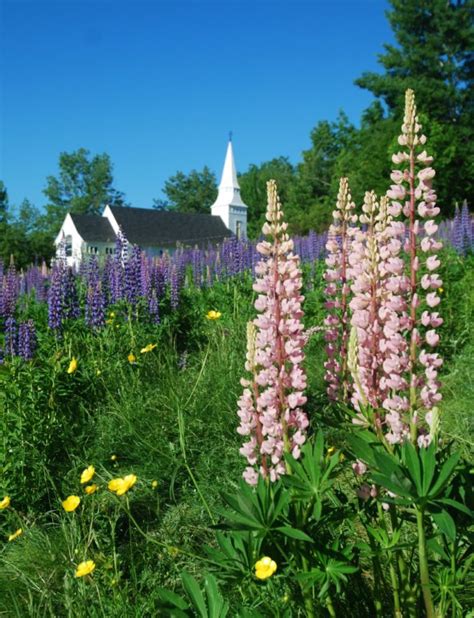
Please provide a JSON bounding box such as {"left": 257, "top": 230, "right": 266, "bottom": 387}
{"left": 1, "top": 0, "right": 393, "bottom": 211}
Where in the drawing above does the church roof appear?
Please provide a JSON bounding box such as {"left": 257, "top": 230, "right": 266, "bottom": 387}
{"left": 70, "top": 213, "right": 116, "bottom": 243}
{"left": 108, "top": 206, "right": 233, "bottom": 247}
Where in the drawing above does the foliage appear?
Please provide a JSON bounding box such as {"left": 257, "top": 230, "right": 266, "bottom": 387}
{"left": 154, "top": 166, "right": 217, "bottom": 214}
{"left": 43, "top": 148, "right": 127, "bottom": 235}
{"left": 355, "top": 0, "right": 474, "bottom": 212}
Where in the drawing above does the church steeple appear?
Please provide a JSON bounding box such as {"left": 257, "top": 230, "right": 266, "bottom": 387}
{"left": 211, "top": 138, "right": 248, "bottom": 238}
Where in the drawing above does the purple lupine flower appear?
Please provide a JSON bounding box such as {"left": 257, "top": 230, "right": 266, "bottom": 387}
{"left": 4, "top": 316, "right": 17, "bottom": 356}
{"left": 460, "top": 201, "right": 472, "bottom": 254}
{"left": 18, "top": 320, "right": 36, "bottom": 360}
{"left": 1, "top": 263, "right": 19, "bottom": 318}
{"left": 64, "top": 267, "right": 81, "bottom": 320}
{"left": 85, "top": 258, "right": 105, "bottom": 328}
{"left": 47, "top": 261, "right": 66, "bottom": 331}
{"left": 169, "top": 264, "right": 179, "bottom": 309}
{"left": 148, "top": 288, "right": 160, "bottom": 323}
{"left": 452, "top": 205, "right": 463, "bottom": 254}
{"left": 125, "top": 245, "right": 142, "bottom": 306}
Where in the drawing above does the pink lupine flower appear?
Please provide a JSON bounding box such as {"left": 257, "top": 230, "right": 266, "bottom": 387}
{"left": 323, "top": 177, "right": 357, "bottom": 402}
{"left": 384, "top": 89, "right": 443, "bottom": 444}
{"left": 237, "top": 181, "right": 308, "bottom": 484}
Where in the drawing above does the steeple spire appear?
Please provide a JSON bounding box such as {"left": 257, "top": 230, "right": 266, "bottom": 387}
{"left": 211, "top": 138, "right": 248, "bottom": 239}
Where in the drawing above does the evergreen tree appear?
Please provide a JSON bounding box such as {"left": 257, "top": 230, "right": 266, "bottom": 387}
{"left": 355, "top": 0, "right": 473, "bottom": 211}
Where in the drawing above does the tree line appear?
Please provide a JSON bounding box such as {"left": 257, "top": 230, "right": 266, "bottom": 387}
{"left": 1, "top": 0, "right": 472, "bottom": 267}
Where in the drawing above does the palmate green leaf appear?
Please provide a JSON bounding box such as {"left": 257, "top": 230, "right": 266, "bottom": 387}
{"left": 432, "top": 510, "right": 457, "bottom": 542}
{"left": 428, "top": 452, "right": 461, "bottom": 498}
{"left": 276, "top": 526, "right": 314, "bottom": 543}
{"left": 181, "top": 571, "right": 208, "bottom": 618}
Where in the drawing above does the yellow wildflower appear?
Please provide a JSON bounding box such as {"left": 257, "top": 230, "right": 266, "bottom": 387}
{"left": 111, "top": 454, "right": 117, "bottom": 461}
{"left": 140, "top": 343, "right": 157, "bottom": 354}
{"left": 151, "top": 480, "right": 158, "bottom": 489}
{"left": 0, "top": 496, "right": 11, "bottom": 510}
{"left": 62, "top": 495, "right": 81, "bottom": 512}
{"left": 80, "top": 465, "right": 95, "bottom": 484}
{"left": 109, "top": 312, "right": 116, "bottom": 318}
{"left": 327, "top": 446, "right": 336, "bottom": 456}
{"left": 206, "top": 310, "right": 222, "bottom": 320}
{"left": 255, "top": 556, "right": 277, "bottom": 580}
{"left": 96, "top": 369, "right": 101, "bottom": 376}
{"left": 85, "top": 484, "right": 98, "bottom": 495}
{"left": 67, "top": 357, "right": 78, "bottom": 374}
{"left": 75, "top": 560, "right": 96, "bottom": 578}
{"left": 439, "top": 287, "right": 443, "bottom": 294}
{"left": 108, "top": 474, "right": 137, "bottom": 496}
{"left": 8, "top": 528, "right": 23, "bottom": 542}
{"left": 128, "top": 353, "right": 136, "bottom": 363}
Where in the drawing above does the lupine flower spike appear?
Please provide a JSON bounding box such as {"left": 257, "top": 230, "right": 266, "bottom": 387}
{"left": 387, "top": 89, "right": 443, "bottom": 447}
{"left": 324, "top": 177, "right": 357, "bottom": 402}
{"left": 237, "top": 180, "right": 308, "bottom": 485}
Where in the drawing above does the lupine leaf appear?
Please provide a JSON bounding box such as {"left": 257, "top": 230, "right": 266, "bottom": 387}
{"left": 420, "top": 442, "right": 436, "bottom": 496}
{"left": 204, "top": 574, "right": 229, "bottom": 618}
{"left": 428, "top": 452, "right": 461, "bottom": 498}
{"left": 402, "top": 442, "right": 423, "bottom": 496}
{"left": 437, "top": 498, "right": 473, "bottom": 517}
{"left": 276, "top": 526, "right": 314, "bottom": 542}
{"left": 181, "top": 572, "right": 208, "bottom": 618}
{"left": 156, "top": 588, "right": 190, "bottom": 611}
{"left": 432, "top": 510, "right": 456, "bottom": 542}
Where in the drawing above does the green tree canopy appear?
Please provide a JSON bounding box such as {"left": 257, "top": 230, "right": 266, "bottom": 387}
{"left": 239, "top": 157, "right": 295, "bottom": 238}
{"left": 43, "top": 148, "right": 127, "bottom": 234}
{"left": 355, "top": 0, "right": 474, "bottom": 211}
{"left": 154, "top": 167, "right": 217, "bottom": 214}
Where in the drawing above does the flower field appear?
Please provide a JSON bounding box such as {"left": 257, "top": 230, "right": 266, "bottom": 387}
{"left": 0, "top": 91, "right": 473, "bottom": 617}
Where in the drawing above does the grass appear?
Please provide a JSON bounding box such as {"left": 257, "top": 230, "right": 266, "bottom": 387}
{"left": 0, "top": 252, "right": 472, "bottom": 615}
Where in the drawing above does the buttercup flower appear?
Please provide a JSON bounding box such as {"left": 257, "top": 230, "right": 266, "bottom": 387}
{"left": 128, "top": 353, "right": 136, "bottom": 363}
{"left": 75, "top": 560, "right": 96, "bottom": 578}
{"left": 151, "top": 480, "right": 158, "bottom": 489}
{"left": 67, "top": 357, "right": 78, "bottom": 374}
{"left": 108, "top": 474, "right": 137, "bottom": 496}
{"left": 111, "top": 454, "right": 117, "bottom": 461}
{"left": 140, "top": 343, "right": 157, "bottom": 354}
{"left": 85, "top": 484, "right": 98, "bottom": 495}
{"left": 80, "top": 465, "right": 95, "bottom": 484}
{"left": 255, "top": 557, "right": 277, "bottom": 580}
{"left": 8, "top": 528, "right": 23, "bottom": 542}
{"left": 0, "top": 496, "right": 11, "bottom": 510}
{"left": 206, "top": 310, "right": 222, "bottom": 320}
{"left": 62, "top": 495, "right": 81, "bottom": 512}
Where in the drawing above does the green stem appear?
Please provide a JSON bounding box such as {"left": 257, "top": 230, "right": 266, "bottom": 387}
{"left": 300, "top": 555, "right": 315, "bottom": 618}
{"left": 378, "top": 503, "right": 401, "bottom": 615}
{"left": 326, "top": 593, "right": 336, "bottom": 617}
{"left": 416, "top": 507, "right": 435, "bottom": 618}
{"left": 367, "top": 534, "right": 384, "bottom": 617}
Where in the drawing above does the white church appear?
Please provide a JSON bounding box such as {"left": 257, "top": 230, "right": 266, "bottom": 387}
{"left": 55, "top": 140, "right": 249, "bottom": 268}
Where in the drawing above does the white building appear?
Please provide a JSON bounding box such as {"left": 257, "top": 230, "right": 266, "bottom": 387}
{"left": 54, "top": 139, "right": 249, "bottom": 268}
{"left": 211, "top": 138, "right": 248, "bottom": 240}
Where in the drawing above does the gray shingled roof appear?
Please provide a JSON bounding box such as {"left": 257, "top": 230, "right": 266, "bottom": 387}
{"left": 109, "top": 206, "right": 232, "bottom": 248}
{"left": 70, "top": 213, "right": 116, "bottom": 243}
